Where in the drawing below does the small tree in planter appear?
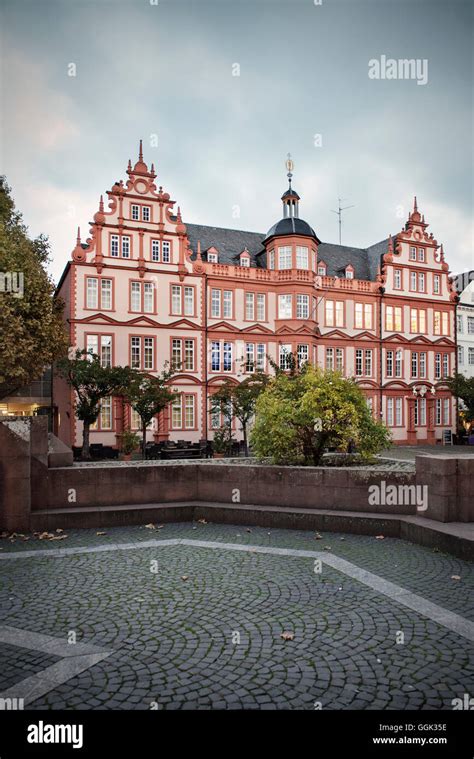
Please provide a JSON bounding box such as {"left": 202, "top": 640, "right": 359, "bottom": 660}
{"left": 119, "top": 428, "right": 140, "bottom": 460}
{"left": 211, "top": 371, "right": 269, "bottom": 456}
{"left": 251, "top": 365, "right": 391, "bottom": 466}
{"left": 57, "top": 350, "right": 131, "bottom": 460}
{"left": 123, "top": 367, "right": 177, "bottom": 458}
{"left": 212, "top": 425, "right": 233, "bottom": 458}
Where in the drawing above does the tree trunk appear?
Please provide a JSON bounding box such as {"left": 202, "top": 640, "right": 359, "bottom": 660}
{"left": 142, "top": 422, "right": 147, "bottom": 460}
{"left": 242, "top": 424, "right": 248, "bottom": 457}
{"left": 82, "top": 422, "right": 91, "bottom": 460}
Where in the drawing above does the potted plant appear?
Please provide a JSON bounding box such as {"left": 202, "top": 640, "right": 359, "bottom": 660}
{"left": 119, "top": 428, "right": 140, "bottom": 461}
{"left": 212, "top": 426, "right": 231, "bottom": 458}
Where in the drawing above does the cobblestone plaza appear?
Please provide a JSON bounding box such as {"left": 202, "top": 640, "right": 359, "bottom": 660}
{"left": 0, "top": 522, "right": 473, "bottom": 710}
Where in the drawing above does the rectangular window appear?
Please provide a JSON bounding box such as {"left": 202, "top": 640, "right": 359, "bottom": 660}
{"left": 364, "top": 349, "right": 372, "bottom": 376}
{"left": 86, "top": 334, "right": 98, "bottom": 359}
{"left": 278, "top": 246, "right": 292, "bottom": 269}
{"left": 171, "top": 285, "right": 181, "bottom": 315}
{"left": 297, "top": 344, "right": 308, "bottom": 368}
{"left": 418, "top": 248, "right": 425, "bottom": 262}
{"left": 385, "top": 305, "right": 402, "bottom": 332}
{"left": 240, "top": 256, "right": 250, "bottom": 267}
{"left": 142, "top": 206, "right": 150, "bottom": 222}
{"left": 223, "top": 290, "right": 232, "bottom": 319}
{"left": 442, "top": 353, "right": 449, "bottom": 378}
{"left": 256, "top": 293, "right": 265, "bottom": 321}
{"left": 364, "top": 303, "right": 373, "bottom": 329}
{"left": 245, "top": 343, "right": 255, "bottom": 372}
{"left": 86, "top": 277, "right": 98, "bottom": 309}
{"left": 468, "top": 347, "right": 474, "bottom": 365}
{"left": 410, "top": 271, "right": 417, "bottom": 290}
{"left": 172, "top": 339, "right": 182, "bottom": 370}
{"left": 162, "top": 241, "right": 171, "bottom": 263}
{"left": 355, "top": 349, "right": 363, "bottom": 376}
{"left": 100, "top": 279, "right": 112, "bottom": 310}
{"left": 387, "top": 398, "right": 394, "bottom": 426}
{"left": 184, "top": 395, "right": 195, "bottom": 429}
{"left": 386, "top": 350, "right": 393, "bottom": 377}
{"left": 131, "top": 205, "right": 139, "bottom": 221}
{"left": 418, "top": 272, "right": 425, "bottom": 292}
{"left": 335, "top": 301, "right": 344, "bottom": 327}
{"left": 434, "top": 311, "right": 450, "bottom": 336}
{"left": 171, "top": 398, "right": 182, "bottom": 429}
{"left": 433, "top": 274, "right": 440, "bottom": 294}
{"left": 101, "top": 335, "right": 112, "bottom": 368}
{"left": 223, "top": 342, "right": 232, "bottom": 372}
{"left": 395, "top": 349, "right": 402, "bottom": 378}
{"left": 457, "top": 315, "right": 463, "bottom": 333}
{"left": 325, "top": 300, "right": 334, "bottom": 326}
{"left": 110, "top": 235, "right": 119, "bottom": 257}
{"left": 131, "top": 337, "right": 141, "bottom": 369}
{"left": 355, "top": 303, "right": 363, "bottom": 329}
{"left": 419, "top": 398, "right": 426, "bottom": 426}
{"left": 458, "top": 346, "right": 464, "bottom": 365}
{"left": 296, "top": 246, "right": 309, "bottom": 269}
{"left": 420, "top": 352, "right": 426, "bottom": 378}
{"left": 245, "top": 292, "right": 255, "bottom": 320}
{"left": 336, "top": 348, "right": 344, "bottom": 372}
{"left": 435, "top": 353, "right": 441, "bottom": 379}
{"left": 151, "top": 239, "right": 160, "bottom": 262}
{"left": 256, "top": 343, "right": 265, "bottom": 371}
{"left": 278, "top": 294, "right": 292, "bottom": 319}
{"left": 468, "top": 317, "right": 474, "bottom": 334}
{"left": 143, "top": 283, "right": 154, "bottom": 313}
{"left": 211, "top": 289, "right": 221, "bottom": 318}
{"left": 130, "top": 282, "right": 141, "bottom": 313}
{"left": 121, "top": 236, "right": 130, "bottom": 258}
{"left": 279, "top": 344, "right": 292, "bottom": 370}
{"left": 411, "top": 351, "right": 418, "bottom": 378}
{"left": 268, "top": 250, "right": 275, "bottom": 270}
{"left": 435, "top": 399, "right": 441, "bottom": 426}
{"left": 184, "top": 340, "right": 194, "bottom": 371}
{"left": 184, "top": 287, "right": 194, "bottom": 316}
{"left": 394, "top": 269, "right": 402, "bottom": 289}
{"left": 395, "top": 398, "right": 402, "bottom": 427}
{"left": 99, "top": 397, "right": 112, "bottom": 430}
{"left": 326, "top": 347, "right": 334, "bottom": 370}
{"left": 296, "top": 294, "right": 309, "bottom": 319}
{"left": 443, "top": 398, "right": 450, "bottom": 425}
{"left": 211, "top": 341, "right": 220, "bottom": 372}
{"left": 442, "top": 312, "right": 449, "bottom": 336}
{"left": 409, "top": 246, "right": 417, "bottom": 261}
{"left": 143, "top": 337, "right": 154, "bottom": 370}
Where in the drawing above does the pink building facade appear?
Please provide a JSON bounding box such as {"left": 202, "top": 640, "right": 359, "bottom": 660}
{"left": 54, "top": 144, "right": 457, "bottom": 448}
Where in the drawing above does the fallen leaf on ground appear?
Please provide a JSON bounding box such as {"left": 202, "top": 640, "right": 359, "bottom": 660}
{"left": 96, "top": 532, "right": 106, "bottom": 536}
{"left": 55, "top": 528, "right": 64, "bottom": 534}
{"left": 181, "top": 575, "right": 189, "bottom": 581}
{"left": 246, "top": 528, "right": 252, "bottom": 533}
{"left": 324, "top": 546, "right": 332, "bottom": 551}
{"left": 156, "top": 525, "right": 164, "bottom": 529}
{"left": 375, "top": 535, "right": 385, "bottom": 540}
{"left": 314, "top": 533, "right": 323, "bottom": 540}
{"left": 197, "top": 519, "right": 207, "bottom": 524}
{"left": 280, "top": 632, "right": 294, "bottom": 641}
{"left": 145, "top": 523, "right": 156, "bottom": 530}
{"left": 451, "top": 575, "right": 461, "bottom": 581}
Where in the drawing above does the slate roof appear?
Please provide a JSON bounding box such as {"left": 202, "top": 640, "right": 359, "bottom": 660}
{"left": 185, "top": 222, "right": 389, "bottom": 281}
{"left": 186, "top": 223, "right": 266, "bottom": 267}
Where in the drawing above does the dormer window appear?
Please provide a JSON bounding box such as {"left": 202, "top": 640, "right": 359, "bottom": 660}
{"left": 317, "top": 261, "right": 327, "bottom": 276}
{"left": 208, "top": 252, "right": 218, "bottom": 263}
{"left": 239, "top": 248, "right": 251, "bottom": 267}
{"left": 345, "top": 265, "right": 354, "bottom": 279}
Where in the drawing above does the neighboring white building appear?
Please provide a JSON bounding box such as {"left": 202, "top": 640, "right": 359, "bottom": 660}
{"left": 455, "top": 274, "right": 474, "bottom": 379}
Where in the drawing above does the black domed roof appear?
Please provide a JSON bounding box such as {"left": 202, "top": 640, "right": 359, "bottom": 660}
{"left": 264, "top": 216, "right": 319, "bottom": 243}
{"left": 281, "top": 188, "right": 300, "bottom": 200}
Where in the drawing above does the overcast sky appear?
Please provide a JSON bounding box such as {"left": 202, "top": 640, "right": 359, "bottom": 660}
{"left": 1, "top": 0, "right": 472, "bottom": 282}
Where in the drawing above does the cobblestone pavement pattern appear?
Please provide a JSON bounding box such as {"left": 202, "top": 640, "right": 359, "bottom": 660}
{"left": 0, "top": 522, "right": 473, "bottom": 710}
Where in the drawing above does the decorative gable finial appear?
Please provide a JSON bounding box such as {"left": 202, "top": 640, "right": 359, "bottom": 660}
{"left": 139, "top": 139, "right": 143, "bottom": 163}
{"left": 388, "top": 234, "right": 393, "bottom": 254}
{"left": 72, "top": 226, "right": 86, "bottom": 262}
{"left": 413, "top": 195, "right": 418, "bottom": 213}
{"left": 99, "top": 195, "right": 104, "bottom": 212}
{"left": 196, "top": 240, "right": 202, "bottom": 261}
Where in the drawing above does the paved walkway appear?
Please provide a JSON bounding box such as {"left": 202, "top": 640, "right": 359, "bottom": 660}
{"left": 0, "top": 522, "right": 472, "bottom": 710}
{"left": 381, "top": 444, "right": 474, "bottom": 462}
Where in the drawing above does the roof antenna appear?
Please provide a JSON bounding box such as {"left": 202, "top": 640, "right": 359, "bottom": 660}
{"left": 331, "top": 197, "right": 355, "bottom": 245}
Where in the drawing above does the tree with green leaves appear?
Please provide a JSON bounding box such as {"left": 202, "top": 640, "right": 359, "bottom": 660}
{"left": 211, "top": 371, "right": 269, "bottom": 456}
{"left": 0, "top": 177, "right": 67, "bottom": 398}
{"left": 56, "top": 350, "right": 131, "bottom": 459}
{"left": 123, "top": 367, "right": 177, "bottom": 458}
{"left": 446, "top": 373, "right": 474, "bottom": 431}
{"left": 251, "top": 363, "right": 391, "bottom": 466}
